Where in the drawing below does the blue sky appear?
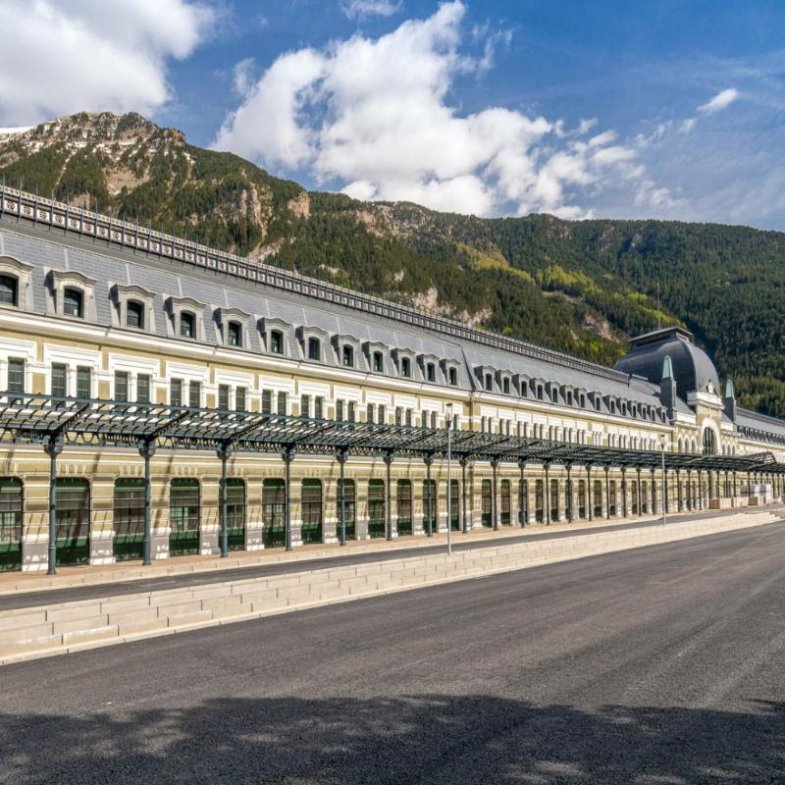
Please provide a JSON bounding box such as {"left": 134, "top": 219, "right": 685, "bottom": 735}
{"left": 2, "top": 1, "right": 784, "bottom": 227}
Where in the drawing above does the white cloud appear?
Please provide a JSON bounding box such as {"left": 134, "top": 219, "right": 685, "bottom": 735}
{"left": 214, "top": 0, "right": 655, "bottom": 219}
{"left": 0, "top": 0, "right": 214, "bottom": 125}
{"left": 341, "top": 0, "right": 403, "bottom": 20}
{"left": 697, "top": 87, "right": 739, "bottom": 115}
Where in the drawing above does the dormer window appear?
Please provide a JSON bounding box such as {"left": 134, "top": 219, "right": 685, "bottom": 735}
{"left": 550, "top": 388, "right": 558, "bottom": 403}
{"left": 127, "top": 300, "right": 145, "bottom": 329}
{"left": 448, "top": 368, "right": 458, "bottom": 386}
{"left": 0, "top": 274, "right": 17, "bottom": 306}
{"left": 227, "top": 321, "right": 242, "bottom": 347}
{"left": 180, "top": 311, "right": 196, "bottom": 339}
{"left": 537, "top": 385, "right": 544, "bottom": 400}
{"left": 63, "top": 287, "right": 84, "bottom": 318}
{"left": 401, "top": 357, "right": 411, "bottom": 377}
{"left": 270, "top": 330, "right": 284, "bottom": 354}
{"left": 485, "top": 374, "right": 493, "bottom": 391}
{"left": 342, "top": 345, "right": 354, "bottom": 367}
{"left": 373, "top": 351, "right": 383, "bottom": 373}
{"left": 502, "top": 378, "right": 510, "bottom": 394}
{"left": 426, "top": 363, "right": 435, "bottom": 382}
{"left": 308, "top": 337, "right": 320, "bottom": 361}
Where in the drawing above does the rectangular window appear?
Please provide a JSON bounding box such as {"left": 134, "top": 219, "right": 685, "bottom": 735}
{"left": 342, "top": 345, "right": 354, "bottom": 367}
{"left": 395, "top": 407, "right": 402, "bottom": 426}
{"left": 7, "top": 358, "right": 24, "bottom": 394}
{"left": 373, "top": 351, "right": 383, "bottom": 373}
{"left": 52, "top": 363, "right": 67, "bottom": 399}
{"left": 277, "top": 391, "right": 287, "bottom": 415}
{"left": 366, "top": 403, "right": 374, "bottom": 423}
{"left": 314, "top": 396, "right": 323, "bottom": 420}
{"left": 170, "top": 378, "right": 182, "bottom": 407}
{"left": 377, "top": 404, "right": 385, "bottom": 424}
{"left": 336, "top": 399, "right": 344, "bottom": 421}
{"left": 235, "top": 386, "right": 247, "bottom": 412}
{"left": 405, "top": 409, "right": 412, "bottom": 427}
{"left": 114, "top": 371, "right": 129, "bottom": 402}
{"left": 301, "top": 394, "right": 310, "bottom": 418}
{"left": 188, "top": 382, "right": 202, "bottom": 409}
{"left": 348, "top": 401, "right": 356, "bottom": 423}
{"left": 218, "top": 384, "right": 230, "bottom": 411}
{"left": 270, "top": 330, "right": 283, "bottom": 354}
{"left": 137, "top": 373, "right": 151, "bottom": 404}
{"left": 76, "top": 367, "right": 91, "bottom": 400}
{"left": 189, "top": 380, "right": 201, "bottom": 409}
{"left": 448, "top": 368, "right": 458, "bottom": 386}
{"left": 262, "top": 389, "right": 272, "bottom": 414}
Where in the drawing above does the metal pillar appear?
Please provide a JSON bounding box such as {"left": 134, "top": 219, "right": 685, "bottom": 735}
{"left": 621, "top": 467, "right": 627, "bottom": 518}
{"left": 425, "top": 455, "right": 433, "bottom": 536}
{"left": 460, "top": 457, "right": 469, "bottom": 533}
{"left": 491, "top": 458, "right": 499, "bottom": 531}
{"left": 384, "top": 451, "right": 393, "bottom": 541}
{"left": 139, "top": 439, "right": 156, "bottom": 565}
{"left": 518, "top": 459, "right": 526, "bottom": 526}
{"left": 635, "top": 466, "right": 643, "bottom": 515}
{"left": 544, "top": 463, "right": 551, "bottom": 524}
{"left": 337, "top": 449, "right": 348, "bottom": 545}
{"left": 676, "top": 468, "right": 682, "bottom": 512}
{"left": 651, "top": 467, "right": 657, "bottom": 514}
{"left": 604, "top": 466, "right": 610, "bottom": 519}
{"left": 45, "top": 435, "right": 64, "bottom": 575}
{"left": 567, "top": 464, "right": 574, "bottom": 522}
{"left": 587, "top": 466, "right": 593, "bottom": 521}
{"left": 283, "top": 446, "right": 295, "bottom": 551}
{"left": 217, "top": 442, "right": 233, "bottom": 558}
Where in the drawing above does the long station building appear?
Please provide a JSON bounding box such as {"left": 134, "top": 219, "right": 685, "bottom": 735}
{"left": 1, "top": 186, "right": 784, "bottom": 572}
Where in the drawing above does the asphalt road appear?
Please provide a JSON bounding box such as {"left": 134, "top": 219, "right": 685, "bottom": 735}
{"left": 2, "top": 520, "right": 785, "bottom": 784}
{"left": 3, "top": 503, "right": 781, "bottom": 611}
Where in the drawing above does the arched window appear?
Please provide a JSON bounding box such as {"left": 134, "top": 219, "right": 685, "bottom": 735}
{"left": 126, "top": 300, "right": 144, "bottom": 329}
{"left": 702, "top": 428, "right": 717, "bottom": 456}
{"left": 63, "top": 287, "right": 84, "bottom": 318}
{"left": 0, "top": 274, "right": 17, "bottom": 306}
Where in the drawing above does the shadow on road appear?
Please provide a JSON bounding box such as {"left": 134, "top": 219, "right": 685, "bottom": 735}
{"left": 1, "top": 695, "right": 783, "bottom": 784}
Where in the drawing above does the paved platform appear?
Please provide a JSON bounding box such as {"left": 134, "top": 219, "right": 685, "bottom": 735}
{"left": 3, "top": 504, "right": 781, "bottom": 610}
{"left": 1, "top": 506, "right": 782, "bottom": 667}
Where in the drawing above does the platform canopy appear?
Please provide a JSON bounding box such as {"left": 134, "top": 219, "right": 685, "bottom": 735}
{"left": 1, "top": 393, "right": 783, "bottom": 473}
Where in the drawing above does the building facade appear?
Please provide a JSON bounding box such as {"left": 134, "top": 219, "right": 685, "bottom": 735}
{"left": 0, "top": 187, "right": 783, "bottom": 572}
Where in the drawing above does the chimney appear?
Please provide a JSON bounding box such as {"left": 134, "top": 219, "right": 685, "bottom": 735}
{"left": 723, "top": 378, "right": 737, "bottom": 422}
{"left": 659, "top": 355, "right": 677, "bottom": 418}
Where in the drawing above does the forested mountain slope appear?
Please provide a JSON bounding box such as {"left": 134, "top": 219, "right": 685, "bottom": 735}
{"left": 2, "top": 112, "right": 783, "bottom": 415}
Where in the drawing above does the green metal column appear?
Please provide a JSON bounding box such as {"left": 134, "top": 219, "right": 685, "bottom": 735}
{"left": 518, "top": 459, "right": 526, "bottom": 526}
{"left": 587, "top": 466, "right": 593, "bottom": 521}
{"left": 460, "top": 457, "right": 469, "bottom": 533}
{"left": 604, "top": 466, "right": 610, "bottom": 519}
{"left": 425, "top": 455, "right": 433, "bottom": 536}
{"left": 491, "top": 458, "right": 499, "bottom": 531}
{"left": 567, "top": 464, "right": 574, "bottom": 522}
{"left": 217, "top": 442, "right": 233, "bottom": 558}
{"left": 337, "top": 449, "right": 348, "bottom": 546}
{"left": 384, "top": 451, "right": 393, "bottom": 541}
{"left": 45, "top": 435, "right": 64, "bottom": 575}
{"left": 139, "top": 438, "right": 157, "bottom": 565}
{"left": 283, "top": 446, "right": 295, "bottom": 551}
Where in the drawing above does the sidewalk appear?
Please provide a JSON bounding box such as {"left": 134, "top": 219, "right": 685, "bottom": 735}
{"left": 3, "top": 503, "right": 781, "bottom": 601}
{"left": 1, "top": 506, "right": 783, "bottom": 667}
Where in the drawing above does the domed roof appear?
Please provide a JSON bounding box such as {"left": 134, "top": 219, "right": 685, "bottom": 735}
{"left": 614, "top": 326, "right": 721, "bottom": 396}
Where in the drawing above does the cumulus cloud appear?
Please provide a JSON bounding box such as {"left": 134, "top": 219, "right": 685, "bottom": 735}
{"left": 214, "top": 0, "right": 654, "bottom": 218}
{"left": 697, "top": 88, "right": 739, "bottom": 115}
{"left": 0, "top": 0, "right": 214, "bottom": 125}
{"left": 341, "top": 0, "right": 403, "bottom": 20}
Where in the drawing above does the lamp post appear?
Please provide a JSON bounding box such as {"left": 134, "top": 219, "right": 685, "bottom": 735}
{"left": 446, "top": 402, "right": 453, "bottom": 556}
{"left": 660, "top": 434, "right": 667, "bottom": 526}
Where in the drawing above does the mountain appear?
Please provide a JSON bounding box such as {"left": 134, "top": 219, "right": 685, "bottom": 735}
{"left": 2, "top": 111, "right": 785, "bottom": 417}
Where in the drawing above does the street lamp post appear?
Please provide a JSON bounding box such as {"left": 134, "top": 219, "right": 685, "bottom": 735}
{"left": 660, "top": 434, "right": 667, "bottom": 526}
{"left": 446, "top": 402, "right": 453, "bottom": 556}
